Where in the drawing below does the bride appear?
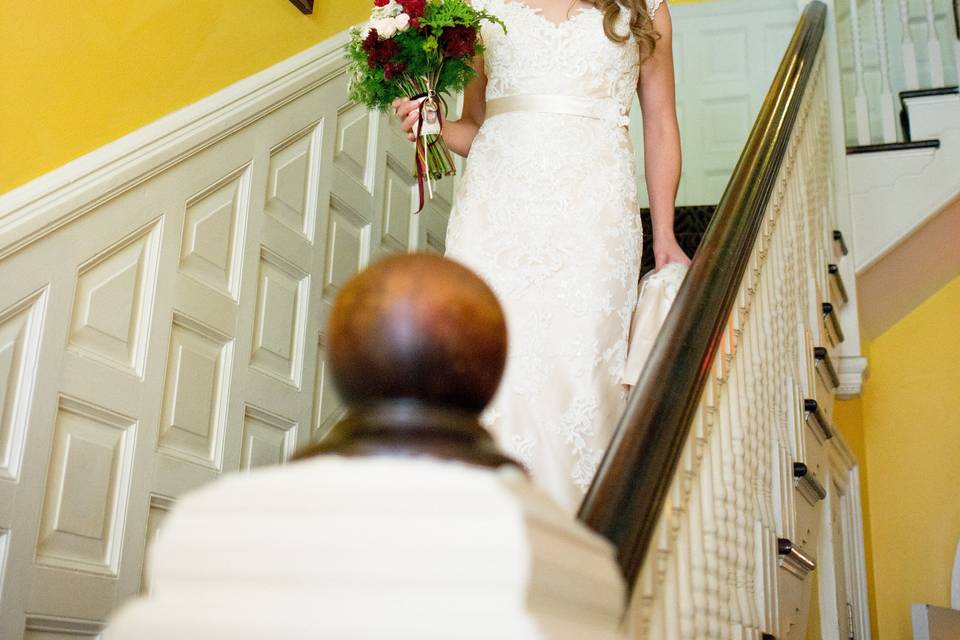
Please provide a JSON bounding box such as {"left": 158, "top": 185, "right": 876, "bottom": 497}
{"left": 393, "top": 0, "right": 689, "bottom": 512}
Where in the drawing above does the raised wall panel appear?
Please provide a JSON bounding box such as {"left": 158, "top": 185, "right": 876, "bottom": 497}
{"left": 381, "top": 155, "right": 415, "bottom": 254}
{"left": 239, "top": 406, "right": 296, "bottom": 470}
{"left": 250, "top": 250, "right": 309, "bottom": 388}
{"left": 179, "top": 167, "right": 250, "bottom": 300}
{"left": 425, "top": 228, "right": 446, "bottom": 255}
{"left": 700, "top": 28, "right": 750, "bottom": 83}
{"left": 335, "top": 103, "right": 375, "bottom": 190}
{"left": 322, "top": 197, "right": 370, "bottom": 300}
{"left": 0, "top": 528, "right": 8, "bottom": 605}
{"left": 35, "top": 398, "right": 136, "bottom": 576}
{"left": 139, "top": 494, "right": 173, "bottom": 595}
{"left": 157, "top": 315, "right": 233, "bottom": 469}
{"left": 68, "top": 220, "right": 161, "bottom": 376}
{"left": 702, "top": 97, "right": 752, "bottom": 154}
{"left": 24, "top": 615, "right": 104, "bottom": 639}
{"left": 311, "top": 334, "right": 343, "bottom": 441}
{"left": 266, "top": 123, "right": 323, "bottom": 241}
{"left": 0, "top": 288, "right": 47, "bottom": 480}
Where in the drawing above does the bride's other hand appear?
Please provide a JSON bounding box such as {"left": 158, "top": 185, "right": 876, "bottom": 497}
{"left": 653, "top": 234, "right": 692, "bottom": 271}
{"left": 391, "top": 97, "right": 423, "bottom": 141}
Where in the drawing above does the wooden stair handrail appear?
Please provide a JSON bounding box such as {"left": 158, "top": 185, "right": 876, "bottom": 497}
{"left": 577, "top": 1, "right": 829, "bottom": 590}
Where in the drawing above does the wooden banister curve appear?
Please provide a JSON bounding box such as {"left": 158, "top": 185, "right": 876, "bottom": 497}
{"left": 577, "top": 0, "right": 829, "bottom": 590}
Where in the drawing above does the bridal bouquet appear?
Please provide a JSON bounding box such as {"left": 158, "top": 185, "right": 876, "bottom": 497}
{"left": 348, "top": 0, "right": 504, "bottom": 211}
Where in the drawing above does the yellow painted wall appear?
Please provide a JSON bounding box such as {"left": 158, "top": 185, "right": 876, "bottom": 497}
{"left": 0, "top": 1, "right": 369, "bottom": 194}
{"left": 848, "top": 273, "right": 960, "bottom": 638}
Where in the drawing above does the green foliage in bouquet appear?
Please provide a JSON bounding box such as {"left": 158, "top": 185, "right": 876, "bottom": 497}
{"left": 347, "top": 0, "right": 505, "bottom": 110}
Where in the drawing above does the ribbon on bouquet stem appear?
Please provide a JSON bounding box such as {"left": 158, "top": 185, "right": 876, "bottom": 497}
{"left": 411, "top": 90, "right": 445, "bottom": 214}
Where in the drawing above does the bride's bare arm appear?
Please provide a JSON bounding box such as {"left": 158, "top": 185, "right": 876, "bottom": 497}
{"left": 637, "top": 6, "right": 689, "bottom": 268}
{"left": 392, "top": 54, "right": 487, "bottom": 158}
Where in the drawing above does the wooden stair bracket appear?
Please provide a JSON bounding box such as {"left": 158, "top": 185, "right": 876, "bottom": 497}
{"left": 294, "top": 253, "right": 517, "bottom": 470}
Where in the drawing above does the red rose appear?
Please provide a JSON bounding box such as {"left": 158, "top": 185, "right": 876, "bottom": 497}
{"left": 439, "top": 25, "right": 478, "bottom": 58}
{"left": 373, "top": 0, "right": 390, "bottom": 6}
{"left": 362, "top": 29, "right": 400, "bottom": 69}
{"left": 383, "top": 61, "right": 408, "bottom": 80}
{"left": 398, "top": 0, "right": 426, "bottom": 18}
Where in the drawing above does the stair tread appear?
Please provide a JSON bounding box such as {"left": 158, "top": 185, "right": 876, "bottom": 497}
{"left": 847, "top": 139, "right": 941, "bottom": 155}
{"left": 900, "top": 86, "right": 959, "bottom": 101}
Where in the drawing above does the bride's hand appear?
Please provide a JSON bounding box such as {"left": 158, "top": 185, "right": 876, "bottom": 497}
{"left": 392, "top": 97, "right": 423, "bottom": 141}
{"left": 653, "top": 233, "right": 692, "bottom": 271}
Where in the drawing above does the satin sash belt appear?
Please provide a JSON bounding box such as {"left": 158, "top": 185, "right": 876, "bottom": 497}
{"left": 485, "top": 94, "right": 630, "bottom": 127}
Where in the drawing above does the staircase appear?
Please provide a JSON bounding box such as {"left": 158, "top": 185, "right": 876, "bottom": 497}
{"left": 0, "top": 1, "right": 881, "bottom": 638}
{"left": 119, "top": 3, "right": 869, "bottom": 638}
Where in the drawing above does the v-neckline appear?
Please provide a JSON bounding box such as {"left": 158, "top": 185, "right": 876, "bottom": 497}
{"left": 501, "top": 0, "right": 600, "bottom": 29}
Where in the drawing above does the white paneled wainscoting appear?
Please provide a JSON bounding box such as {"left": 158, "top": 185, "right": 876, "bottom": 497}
{"left": 0, "top": 31, "right": 453, "bottom": 638}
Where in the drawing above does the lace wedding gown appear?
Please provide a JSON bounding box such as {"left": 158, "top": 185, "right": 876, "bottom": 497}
{"left": 445, "top": 0, "right": 664, "bottom": 512}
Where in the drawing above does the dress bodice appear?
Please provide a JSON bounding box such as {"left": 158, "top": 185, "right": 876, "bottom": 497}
{"left": 476, "top": 0, "right": 663, "bottom": 116}
{"left": 448, "top": 1, "right": 664, "bottom": 511}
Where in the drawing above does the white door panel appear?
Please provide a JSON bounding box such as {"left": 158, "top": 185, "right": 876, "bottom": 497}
{"left": 634, "top": 0, "right": 799, "bottom": 206}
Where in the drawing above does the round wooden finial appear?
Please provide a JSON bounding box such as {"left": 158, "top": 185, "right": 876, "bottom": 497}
{"left": 295, "top": 253, "right": 516, "bottom": 469}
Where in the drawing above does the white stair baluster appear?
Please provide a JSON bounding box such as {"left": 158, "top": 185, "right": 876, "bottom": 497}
{"left": 848, "top": 0, "right": 873, "bottom": 143}
{"left": 924, "top": 0, "right": 946, "bottom": 85}
{"left": 898, "top": 0, "right": 921, "bottom": 88}
{"left": 871, "top": 0, "right": 900, "bottom": 141}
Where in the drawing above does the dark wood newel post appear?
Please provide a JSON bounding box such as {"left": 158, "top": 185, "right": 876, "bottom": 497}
{"left": 294, "top": 253, "right": 518, "bottom": 470}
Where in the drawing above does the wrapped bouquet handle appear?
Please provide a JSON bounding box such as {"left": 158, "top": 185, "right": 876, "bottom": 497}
{"left": 412, "top": 90, "right": 449, "bottom": 213}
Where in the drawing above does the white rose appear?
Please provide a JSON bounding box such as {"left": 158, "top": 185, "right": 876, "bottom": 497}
{"left": 395, "top": 13, "right": 410, "bottom": 31}
{"left": 374, "top": 17, "right": 397, "bottom": 39}
{"left": 372, "top": 1, "right": 402, "bottom": 19}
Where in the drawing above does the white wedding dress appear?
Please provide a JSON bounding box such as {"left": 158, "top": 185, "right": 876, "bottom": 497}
{"left": 445, "top": 0, "right": 664, "bottom": 512}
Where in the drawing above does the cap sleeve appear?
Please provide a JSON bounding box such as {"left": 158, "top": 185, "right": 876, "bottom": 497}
{"left": 647, "top": 0, "right": 664, "bottom": 19}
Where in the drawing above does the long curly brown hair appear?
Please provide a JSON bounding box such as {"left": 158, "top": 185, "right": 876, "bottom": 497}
{"left": 587, "top": 0, "right": 660, "bottom": 60}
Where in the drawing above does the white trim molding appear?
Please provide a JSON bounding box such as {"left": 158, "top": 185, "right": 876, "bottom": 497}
{"left": 837, "top": 355, "right": 869, "bottom": 398}
{"left": 0, "top": 31, "right": 352, "bottom": 260}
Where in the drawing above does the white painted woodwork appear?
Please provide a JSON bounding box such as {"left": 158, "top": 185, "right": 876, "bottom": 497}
{"left": 836, "top": 0, "right": 960, "bottom": 145}
{"left": 923, "top": 0, "right": 946, "bottom": 85}
{"left": 814, "top": 432, "right": 872, "bottom": 640}
{"left": 873, "top": 0, "right": 901, "bottom": 141}
{"left": 798, "top": 0, "right": 869, "bottom": 397}
{"left": 104, "top": 457, "right": 627, "bottom": 639}
{"left": 848, "top": 126, "right": 960, "bottom": 270}
{"left": 898, "top": 0, "right": 922, "bottom": 88}
{"left": 0, "top": 30, "right": 452, "bottom": 639}
{"left": 903, "top": 89, "right": 960, "bottom": 138}
{"left": 624, "top": 48, "right": 871, "bottom": 640}
{"left": 849, "top": 0, "right": 876, "bottom": 143}
{"left": 633, "top": 0, "right": 800, "bottom": 206}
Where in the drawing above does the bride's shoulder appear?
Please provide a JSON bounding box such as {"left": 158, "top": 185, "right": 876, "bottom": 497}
{"left": 645, "top": 0, "right": 665, "bottom": 19}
